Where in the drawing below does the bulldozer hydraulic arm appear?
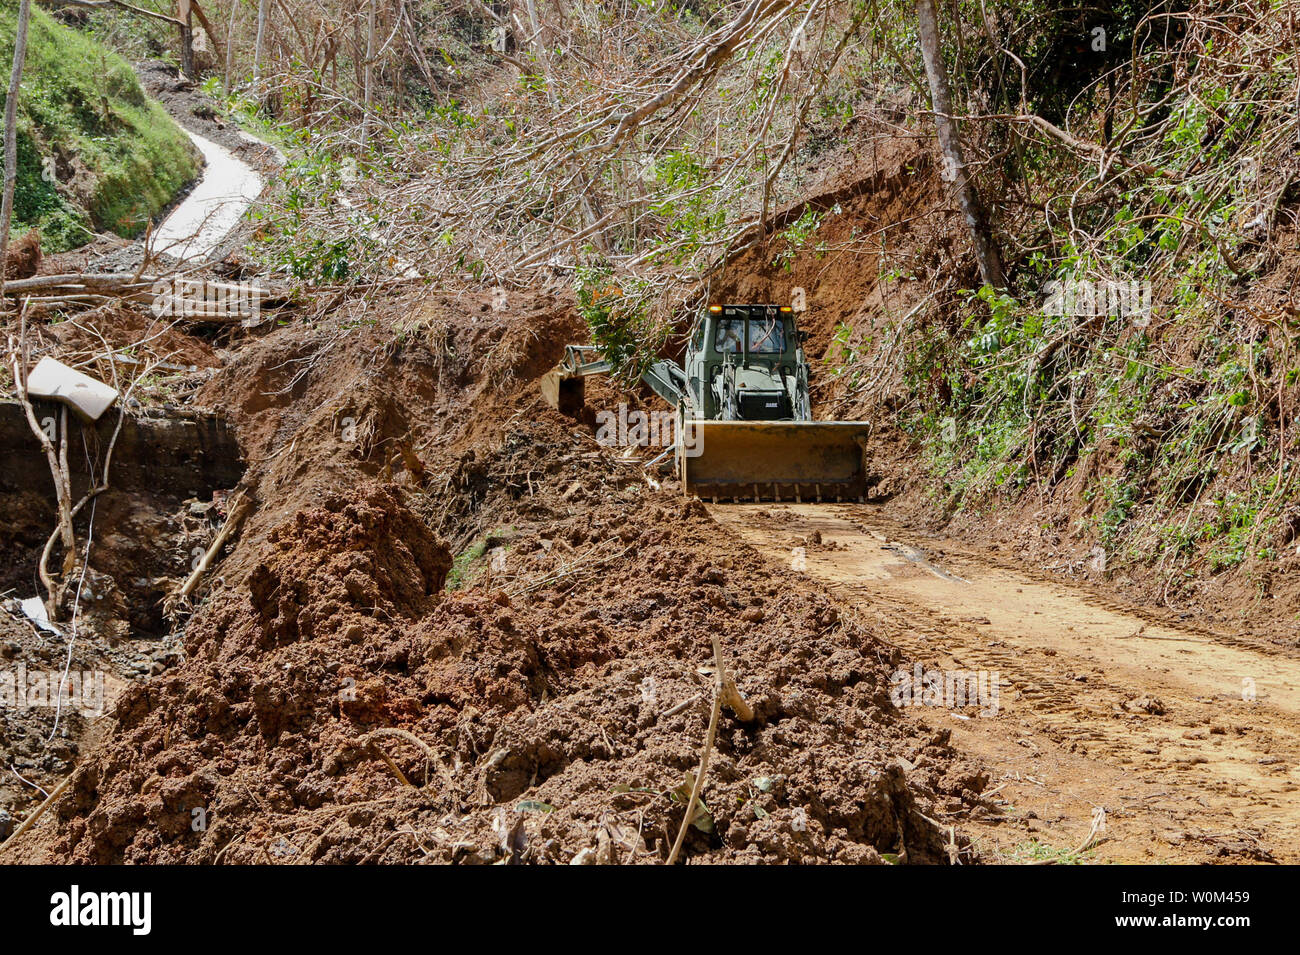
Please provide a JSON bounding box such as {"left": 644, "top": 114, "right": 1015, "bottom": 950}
{"left": 541, "top": 346, "right": 685, "bottom": 415}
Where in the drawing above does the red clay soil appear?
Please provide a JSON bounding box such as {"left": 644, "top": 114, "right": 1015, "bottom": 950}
{"left": 9, "top": 287, "right": 986, "bottom": 864}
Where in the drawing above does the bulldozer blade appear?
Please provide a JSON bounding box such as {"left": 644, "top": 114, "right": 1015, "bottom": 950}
{"left": 680, "top": 420, "right": 870, "bottom": 501}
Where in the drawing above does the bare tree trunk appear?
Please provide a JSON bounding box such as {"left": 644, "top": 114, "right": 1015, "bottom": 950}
{"left": 190, "top": 1, "right": 224, "bottom": 66}
{"left": 224, "top": 0, "right": 239, "bottom": 90}
{"left": 361, "top": 0, "right": 377, "bottom": 146}
{"left": 393, "top": 0, "right": 404, "bottom": 113}
{"left": 0, "top": 0, "right": 33, "bottom": 307}
{"left": 351, "top": 2, "right": 364, "bottom": 93}
{"left": 253, "top": 0, "right": 270, "bottom": 88}
{"left": 915, "top": 0, "right": 1005, "bottom": 289}
{"left": 178, "top": 0, "right": 195, "bottom": 77}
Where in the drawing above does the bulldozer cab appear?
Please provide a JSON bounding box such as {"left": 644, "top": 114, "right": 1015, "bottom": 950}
{"left": 540, "top": 298, "right": 871, "bottom": 501}
{"left": 685, "top": 304, "right": 803, "bottom": 420}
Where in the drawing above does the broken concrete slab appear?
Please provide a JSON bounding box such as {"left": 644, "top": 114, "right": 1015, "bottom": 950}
{"left": 24, "top": 357, "right": 119, "bottom": 422}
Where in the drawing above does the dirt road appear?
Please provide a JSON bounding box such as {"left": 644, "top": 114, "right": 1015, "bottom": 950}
{"left": 710, "top": 503, "right": 1300, "bottom": 863}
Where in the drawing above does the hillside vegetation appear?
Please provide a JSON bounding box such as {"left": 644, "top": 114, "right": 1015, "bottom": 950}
{"left": 824, "top": 3, "right": 1300, "bottom": 624}
{"left": 0, "top": 5, "right": 199, "bottom": 250}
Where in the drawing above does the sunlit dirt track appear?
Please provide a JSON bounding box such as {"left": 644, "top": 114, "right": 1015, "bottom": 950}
{"left": 711, "top": 503, "right": 1300, "bottom": 863}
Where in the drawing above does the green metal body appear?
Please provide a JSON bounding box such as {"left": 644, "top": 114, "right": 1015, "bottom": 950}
{"left": 540, "top": 304, "right": 870, "bottom": 500}
{"left": 683, "top": 304, "right": 810, "bottom": 422}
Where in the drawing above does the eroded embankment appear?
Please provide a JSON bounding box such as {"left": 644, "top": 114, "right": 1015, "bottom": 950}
{"left": 0, "top": 391, "right": 245, "bottom": 832}
{"left": 708, "top": 127, "right": 1300, "bottom": 648}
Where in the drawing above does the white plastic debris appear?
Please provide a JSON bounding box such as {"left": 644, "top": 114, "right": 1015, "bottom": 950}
{"left": 25, "top": 357, "right": 119, "bottom": 421}
{"left": 19, "top": 596, "right": 62, "bottom": 634}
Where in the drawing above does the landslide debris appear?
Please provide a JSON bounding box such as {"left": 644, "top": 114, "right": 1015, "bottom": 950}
{"left": 14, "top": 289, "right": 986, "bottom": 864}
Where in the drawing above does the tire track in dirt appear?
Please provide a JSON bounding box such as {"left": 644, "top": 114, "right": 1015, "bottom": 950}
{"left": 709, "top": 503, "right": 1300, "bottom": 863}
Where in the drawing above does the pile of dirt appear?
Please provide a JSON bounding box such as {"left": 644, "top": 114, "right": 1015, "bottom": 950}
{"left": 10, "top": 286, "right": 987, "bottom": 864}
{"left": 30, "top": 302, "right": 223, "bottom": 374}
{"left": 36, "top": 478, "right": 978, "bottom": 864}
{"left": 4, "top": 232, "right": 42, "bottom": 280}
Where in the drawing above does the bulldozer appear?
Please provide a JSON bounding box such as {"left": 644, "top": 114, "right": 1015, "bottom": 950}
{"left": 541, "top": 302, "right": 871, "bottom": 501}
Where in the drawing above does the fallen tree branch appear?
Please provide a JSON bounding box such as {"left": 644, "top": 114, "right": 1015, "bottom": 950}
{"left": 666, "top": 634, "right": 739, "bottom": 865}
{"left": 507, "top": 538, "right": 634, "bottom": 597}
{"left": 7, "top": 303, "right": 75, "bottom": 616}
{"left": 2, "top": 272, "right": 279, "bottom": 304}
{"left": 583, "top": 0, "right": 793, "bottom": 160}
{"left": 0, "top": 772, "right": 73, "bottom": 857}
{"left": 713, "top": 635, "right": 755, "bottom": 722}
{"left": 372, "top": 744, "right": 413, "bottom": 787}
{"left": 958, "top": 111, "right": 1176, "bottom": 182}
{"left": 364, "top": 727, "right": 448, "bottom": 786}
{"left": 31, "top": 339, "right": 144, "bottom": 621}
{"left": 1, "top": 273, "right": 159, "bottom": 296}
{"left": 167, "top": 490, "right": 253, "bottom": 614}
{"left": 666, "top": 687, "right": 720, "bottom": 865}
{"left": 35, "top": 0, "right": 184, "bottom": 29}
{"left": 661, "top": 692, "right": 702, "bottom": 718}
{"left": 349, "top": 728, "right": 448, "bottom": 789}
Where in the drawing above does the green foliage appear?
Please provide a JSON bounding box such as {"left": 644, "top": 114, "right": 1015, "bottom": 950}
{"left": 995, "top": 838, "right": 1095, "bottom": 865}
{"left": 1201, "top": 482, "right": 1278, "bottom": 572}
{"left": 770, "top": 206, "right": 829, "bottom": 271}
{"left": 643, "top": 148, "right": 726, "bottom": 265}
{"left": 447, "top": 537, "right": 491, "bottom": 590}
{"left": 0, "top": 6, "right": 199, "bottom": 249}
{"left": 446, "top": 528, "right": 514, "bottom": 590}
{"left": 573, "top": 260, "right": 664, "bottom": 379}
{"left": 8, "top": 129, "right": 87, "bottom": 248}
{"left": 245, "top": 134, "right": 372, "bottom": 282}
{"left": 881, "top": 0, "right": 1300, "bottom": 592}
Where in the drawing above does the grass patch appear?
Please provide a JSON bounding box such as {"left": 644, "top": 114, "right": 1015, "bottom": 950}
{"left": 993, "top": 838, "right": 1097, "bottom": 865}
{"left": 0, "top": 6, "right": 200, "bottom": 249}
{"left": 445, "top": 527, "right": 515, "bottom": 590}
